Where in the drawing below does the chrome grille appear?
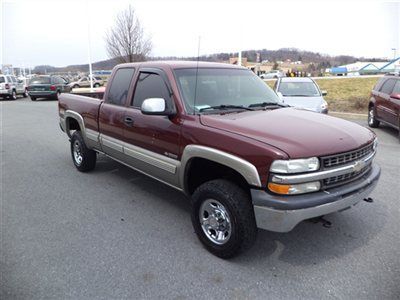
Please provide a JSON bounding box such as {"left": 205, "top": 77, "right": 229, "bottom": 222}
{"left": 322, "top": 143, "right": 374, "bottom": 169}
{"left": 323, "top": 164, "right": 371, "bottom": 188}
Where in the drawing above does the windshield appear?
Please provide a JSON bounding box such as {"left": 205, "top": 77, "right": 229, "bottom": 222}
{"left": 278, "top": 81, "right": 320, "bottom": 97}
{"left": 30, "top": 77, "right": 51, "bottom": 84}
{"left": 174, "top": 68, "right": 281, "bottom": 113}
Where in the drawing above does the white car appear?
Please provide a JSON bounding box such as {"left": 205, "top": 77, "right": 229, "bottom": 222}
{"left": 0, "top": 75, "right": 28, "bottom": 100}
{"left": 260, "top": 70, "right": 284, "bottom": 79}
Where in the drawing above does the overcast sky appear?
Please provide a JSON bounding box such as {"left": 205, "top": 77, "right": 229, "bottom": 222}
{"left": 1, "top": 0, "right": 399, "bottom": 68}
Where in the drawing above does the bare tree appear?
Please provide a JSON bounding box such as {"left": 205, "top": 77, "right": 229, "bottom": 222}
{"left": 105, "top": 5, "right": 152, "bottom": 63}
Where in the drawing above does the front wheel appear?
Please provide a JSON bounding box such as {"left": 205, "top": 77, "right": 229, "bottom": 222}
{"left": 23, "top": 90, "right": 28, "bottom": 97}
{"left": 94, "top": 83, "right": 100, "bottom": 88}
{"left": 70, "top": 131, "right": 97, "bottom": 172}
{"left": 368, "top": 106, "right": 380, "bottom": 128}
{"left": 191, "top": 179, "right": 257, "bottom": 258}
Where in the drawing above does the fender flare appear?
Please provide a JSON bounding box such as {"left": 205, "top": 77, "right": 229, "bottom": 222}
{"left": 179, "top": 145, "right": 262, "bottom": 193}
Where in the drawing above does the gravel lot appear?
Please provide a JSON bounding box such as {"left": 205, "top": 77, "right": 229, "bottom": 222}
{"left": 1, "top": 97, "right": 399, "bottom": 299}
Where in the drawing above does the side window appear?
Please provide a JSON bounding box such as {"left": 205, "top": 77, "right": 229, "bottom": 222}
{"left": 391, "top": 80, "right": 400, "bottom": 94}
{"left": 132, "top": 72, "right": 170, "bottom": 108}
{"left": 107, "top": 68, "right": 135, "bottom": 106}
{"left": 380, "top": 79, "right": 396, "bottom": 95}
{"left": 6, "top": 76, "right": 12, "bottom": 83}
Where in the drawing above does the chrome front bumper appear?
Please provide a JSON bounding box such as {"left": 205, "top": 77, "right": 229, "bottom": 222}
{"left": 252, "top": 164, "right": 380, "bottom": 232}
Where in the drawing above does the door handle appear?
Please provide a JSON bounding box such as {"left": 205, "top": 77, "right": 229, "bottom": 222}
{"left": 124, "top": 116, "right": 134, "bottom": 127}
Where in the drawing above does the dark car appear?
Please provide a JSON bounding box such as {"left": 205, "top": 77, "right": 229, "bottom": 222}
{"left": 368, "top": 74, "right": 400, "bottom": 139}
{"left": 27, "top": 75, "right": 69, "bottom": 101}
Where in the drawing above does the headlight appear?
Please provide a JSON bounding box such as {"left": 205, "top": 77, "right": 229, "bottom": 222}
{"left": 268, "top": 181, "right": 321, "bottom": 195}
{"left": 270, "top": 157, "right": 320, "bottom": 174}
{"left": 373, "top": 138, "right": 378, "bottom": 151}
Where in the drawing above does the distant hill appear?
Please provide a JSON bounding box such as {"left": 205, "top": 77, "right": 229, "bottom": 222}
{"left": 33, "top": 48, "right": 387, "bottom": 74}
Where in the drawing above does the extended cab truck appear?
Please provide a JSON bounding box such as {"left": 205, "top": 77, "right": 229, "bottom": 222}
{"left": 59, "top": 61, "right": 381, "bottom": 258}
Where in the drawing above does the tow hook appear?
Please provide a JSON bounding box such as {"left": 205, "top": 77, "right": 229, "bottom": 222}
{"left": 363, "top": 197, "right": 374, "bottom": 203}
{"left": 308, "top": 216, "right": 332, "bottom": 228}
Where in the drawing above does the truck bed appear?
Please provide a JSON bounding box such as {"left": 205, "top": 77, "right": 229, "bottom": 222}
{"left": 59, "top": 93, "right": 102, "bottom": 132}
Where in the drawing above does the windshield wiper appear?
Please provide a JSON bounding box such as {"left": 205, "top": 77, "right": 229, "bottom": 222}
{"left": 248, "top": 102, "right": 289, "bottom": 108}
{"left": 199, "top": 105, "right": 254, "bottom": 112}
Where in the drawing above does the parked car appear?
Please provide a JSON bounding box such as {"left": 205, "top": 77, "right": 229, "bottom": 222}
{"left": 27, "top": 75, "right": 69, "bottom": 101}
{"left": 69, "top": 76, "right": 103, "bottom": 89}
{"left": 368, "top": 74, "right": 400, "bottom": 139}
{"left": 260, "top": 70, "right": 284, "bottom": 79}
{"left": 0, "top": 74, "right": 28, "bottom": 100}
{"left": 59, "top": 61, "right": 380, "bottom": 258}
{"left": 274, "top": 77, "right": 328, "bottom": 113}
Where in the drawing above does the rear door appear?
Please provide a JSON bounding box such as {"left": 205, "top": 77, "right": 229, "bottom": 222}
{"left": 387, "top": 79, "right": 400, "bottom": 126}
{"left": 98, "top": 67, "right": 136, "bottom": 160}
{"left": 376, "top": 78, "right": 396, "bottom": 123}
{"left": 122, "top": 68, "right": 181, "bottom": 186}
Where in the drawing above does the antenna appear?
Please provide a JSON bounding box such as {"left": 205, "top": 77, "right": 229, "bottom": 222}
{"left": 193, "top": 36, "right": 201, "bottom": 115}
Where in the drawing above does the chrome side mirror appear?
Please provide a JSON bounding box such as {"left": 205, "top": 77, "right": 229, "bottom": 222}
{"left": 321, "top": 90, "right": 328, "bottom": 96}
{"left": 141, "top": 98, "right": 175, "bottom": 116}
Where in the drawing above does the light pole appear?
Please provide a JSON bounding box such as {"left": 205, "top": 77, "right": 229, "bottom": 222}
{"left": 392, "top": 48, "right": 397, "bottom": 60}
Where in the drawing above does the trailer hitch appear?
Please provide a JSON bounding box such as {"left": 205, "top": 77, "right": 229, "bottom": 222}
{"left": 308, "top": 216, "right": 332, "bottom": 228}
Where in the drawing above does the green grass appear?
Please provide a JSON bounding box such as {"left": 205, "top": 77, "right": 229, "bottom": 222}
{"left": 266, "top": 77, "right": 380, "bottom": 113}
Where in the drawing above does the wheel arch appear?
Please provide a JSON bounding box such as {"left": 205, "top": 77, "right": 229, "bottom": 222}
{"left": 180, "top": 145, "right": 262, "bottom": 195}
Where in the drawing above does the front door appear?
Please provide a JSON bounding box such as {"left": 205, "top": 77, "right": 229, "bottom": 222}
{"left": 123, "top": 68, "right": 182, "bottom": 186}
{"left": 376, "top": 78, "right": 396, "bottom": 123}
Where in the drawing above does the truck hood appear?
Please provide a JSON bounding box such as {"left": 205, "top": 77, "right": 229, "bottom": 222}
{"left": 282, "top": 96, "right": 324, "bottom": 112}
{"left": 200, "top": 108, "right": 375, "bottom": 158}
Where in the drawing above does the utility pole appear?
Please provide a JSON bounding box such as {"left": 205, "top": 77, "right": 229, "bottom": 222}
{"left": 392, "top": 48, "right": 397, "bottom": 60}
{"left": 86, "top": 0, "right": 94, "bottom": 91}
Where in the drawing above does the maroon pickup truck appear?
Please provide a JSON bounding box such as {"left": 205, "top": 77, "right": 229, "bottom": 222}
{"left": 59, "top": 61, "right": 380, "bottom": 258}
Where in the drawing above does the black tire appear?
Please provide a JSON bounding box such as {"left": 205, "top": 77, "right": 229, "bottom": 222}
{"left": 70, "top": 131, "right": 97, "bottom": 172}
{"left": 73, "top": 84, "right": 80, "bottom": 89}
{"left": 368, "top": 105, "right": 380, "bottom": 128}
{"left": 30, "top": 96, "right": 37, "bottom": 101}
{"left": 53, "top": 90, "right": 61, "bottom": 100}
{"left": 94, "top": 83, "right": 100, "bottom": 88}
{"left": 191, "top": 179, "right": 257, "bottom": 258}
{"left": 9, "top": 90, "right": 17, "bottom": 100}
{"left": 23, "top": 90, "right": 28, "bottom": 97}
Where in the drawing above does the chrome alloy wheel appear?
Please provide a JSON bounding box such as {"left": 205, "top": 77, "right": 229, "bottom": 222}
{"left": 73, "top": 140, "right": 83, "bottom": 165}
{"left": 199, "top": 199, "right": 232, "bottom": 245}
{"left": 368, "top": 108, "right": 374, "bottom": 125}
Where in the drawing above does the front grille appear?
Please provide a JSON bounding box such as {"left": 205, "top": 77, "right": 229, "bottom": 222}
{"left": 322, "top": 143, "right": 374, "bottom": 169}
{"left": 323, "top": 164, "right": 371, "bottom": 188}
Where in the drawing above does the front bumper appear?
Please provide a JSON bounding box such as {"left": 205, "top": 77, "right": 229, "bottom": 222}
{"left": 252, "top": 163, "right": 380, "bottom": 232}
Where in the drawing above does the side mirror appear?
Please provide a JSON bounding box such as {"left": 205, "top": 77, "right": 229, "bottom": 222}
{"left": 390, "top": 93, "right": 400, "bottom": 100}
{"left": 141, "top": 98, "right": 175, "bottom": 116}
{"left": 321, "top": 90, "right": 328, "bottom": 96}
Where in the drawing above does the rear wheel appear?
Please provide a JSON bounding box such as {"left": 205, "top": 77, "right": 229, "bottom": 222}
{"left": 94, "top": 83, "right": 100, "bottom": 88}
{"left": 23, "top": 89, "right": 28, "bottom": 97}
{"left": 30, "top": 96, "right": 37, "bottom": 101}
{"left": 368, "top": 106, "right": 380, "bottom": 128}
{"left": 70, "top": 131, "right": 97, "bottom": 172}
{"left": 9, "top": 90, "right": 17, "bottom": 100}
{"left": 191, "top": 179, "right": 257, "bottom": 258}
{"left": 53, "top": 90, "right": 61, "bottom": 100}
{"left": 73, "top": 84, "right": 79, "bottom": 89}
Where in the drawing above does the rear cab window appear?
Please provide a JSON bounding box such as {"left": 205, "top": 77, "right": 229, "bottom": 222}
{"left": 106, "top": 68, "right": 135, "bottom": 106}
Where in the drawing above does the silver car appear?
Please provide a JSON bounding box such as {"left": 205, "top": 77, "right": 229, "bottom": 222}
{"left": 274, "top": 77, "right": 328, "bottom": 113}
{"left": 0, "top": 75, "right": 28, "bottom": 100}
